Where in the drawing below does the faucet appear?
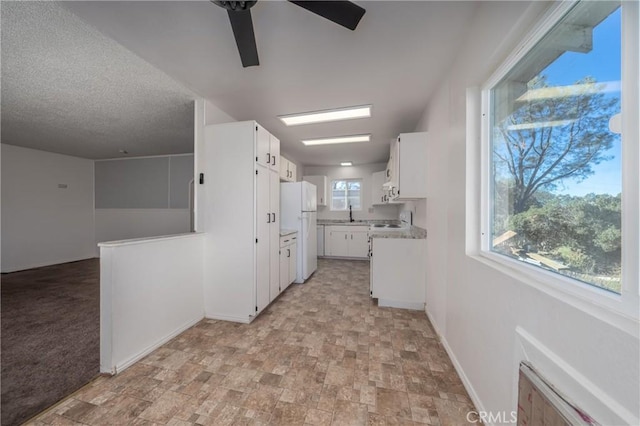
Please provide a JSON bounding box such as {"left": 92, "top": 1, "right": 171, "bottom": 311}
{"left": 349, "top": 204, "right": 354, "bottom": 222}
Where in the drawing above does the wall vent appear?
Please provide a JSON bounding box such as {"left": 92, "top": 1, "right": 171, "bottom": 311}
{"left": 518, "top": 362, "right": 600, "bottom": 425}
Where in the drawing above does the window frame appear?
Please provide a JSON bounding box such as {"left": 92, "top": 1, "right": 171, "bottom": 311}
{"left": 469, "top": 0, "right": 639, "bottom": 328}
{"left": 329, "top": 178, "right": 363, "bottom": 212}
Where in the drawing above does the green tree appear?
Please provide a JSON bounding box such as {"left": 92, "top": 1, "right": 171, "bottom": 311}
{"left": 493, "top": 76, "right": 619, "bottom": 214}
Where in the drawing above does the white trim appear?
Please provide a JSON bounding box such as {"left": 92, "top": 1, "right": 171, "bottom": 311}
{"left": 425, "top": 309, "right": 488, "bottom": 424}
{"left": 95, "top": 152, "right": 194, "bottom": 162}
{"left": 97, "top": 231, "right": 203, "bottom": 248}
{"left": 329, "top": 178, "right": 363, "bottom": 211}
{"left": 514, "top": 327, "right": 638, "bottom": 425}
{"left": 205, "top": 314, "right": 252, "bottom": 324}
{"left": 102, "top": 317, "right": 203, "bottom": 375}
{"left": 472, "top": 0, "right": 639, "bottom": 326}
{"left": 377, "top": 299, "right": 423, "bottom": 310}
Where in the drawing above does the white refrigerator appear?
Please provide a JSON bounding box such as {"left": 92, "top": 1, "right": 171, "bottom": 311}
{"left": 281, "top": 181, "right": 318, "bottom": 283}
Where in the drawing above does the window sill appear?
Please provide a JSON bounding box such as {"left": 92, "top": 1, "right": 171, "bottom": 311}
{"left": 466, "top": 250, "right": 639, "bottom": 337}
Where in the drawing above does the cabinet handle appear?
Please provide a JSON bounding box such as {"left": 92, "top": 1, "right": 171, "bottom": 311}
{"left": 287, "top": 248, "right": 290, "bottom": 258}
{"left": 272, "top": 213, "right": 276, "bottom": 223}
{"left": 320, "top": 197, "right": 323, "bottom": 204}
{"left": 266, "top": 153, "right": 270, "bottom": 164}
{"left": 272, "top": 155, "right": 276, "bottom": 166}
{"left": 351, "top": 234, "right": 353, "bottom": 240}
{"left": 386, "top": 169, "right": 390, "bottom": 177}
{"left": 267, "top": 213, "right": 271, "bottom": 223}
{"left": 344, "top": 234, "right": 347, "bottom": 240}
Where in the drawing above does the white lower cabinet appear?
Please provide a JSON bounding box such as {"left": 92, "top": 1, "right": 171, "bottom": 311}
{"left": 279, "top": 235, "right": 297, "bottom": 294}
{"left": 370, "top": 237, "right": 425, "bottom": 310}
{"left": 324, "top": 225, "right": 369, "bottom": 258}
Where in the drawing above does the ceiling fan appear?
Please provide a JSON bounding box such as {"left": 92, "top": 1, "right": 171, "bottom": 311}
{"left": 211, "top": 1, "right": 366, "bottom": 68}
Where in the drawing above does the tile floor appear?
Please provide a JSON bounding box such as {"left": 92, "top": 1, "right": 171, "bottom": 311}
{"left": 29, "top": 259, "right": 475, "bottom": 425}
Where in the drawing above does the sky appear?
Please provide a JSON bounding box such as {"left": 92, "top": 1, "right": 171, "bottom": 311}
{"left": 541, "top": 7, "right": 622, "bottom": 196}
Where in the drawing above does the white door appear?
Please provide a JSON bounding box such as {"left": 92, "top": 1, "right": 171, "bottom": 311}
{"left": 329, "top": 231, "right": 349, "bottom": 257}
{"left": 256, "top": 123, "right": 271, "bottom": 169}
{"left": 302, "top": 181, "right": 317, "bottom": 212}
{"left": 279, "top": 157, "right": 289, "bottom": 181}
{"left": 269, "top": 134, "right": 280, "bottom": 172}
{"left": 349, "top": 232, "right": 370, "bottom": 258}
{"left": 289, "top": 241, "right": 297, "bottom": 287}
{"left": 256, "top": 166, "right": 270, "bottom": 313}
{"left": 306, "top": 212, "right": 317, "bottom": 275}
{"left": 279, "top": 245, "right": 288, "bottom": 294}
{"left": 269, "top": 171, "right": 280, "bottom": 302}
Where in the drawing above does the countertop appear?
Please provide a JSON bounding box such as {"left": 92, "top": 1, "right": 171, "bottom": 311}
{"left": 279, "top": 229, "right": 298, "bottom": 237}
{"left": 369, "top": 225, "right": 427, "bottom": 240}
{"left": 317, "top": 219, "right": 399, "bottom": 226}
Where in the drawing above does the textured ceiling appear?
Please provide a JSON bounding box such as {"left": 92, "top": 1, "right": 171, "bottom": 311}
{"left": 61, "top": 1, "right": 479, "bottom": 166}
{"left": 1, "top": 1, "right": 197, "bottom": 159}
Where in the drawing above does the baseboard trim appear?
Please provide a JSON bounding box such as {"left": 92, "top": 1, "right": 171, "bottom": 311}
{"left": 103, "top": 316, "right": 203, "bottom": 375}
{"left": 1, "top": 255, "right": 98, "bottom": 274}
{"left": 424, "top": 309, "right": 488, "bottom": 423}
{"left": 205, "top": 313, "right": 252, "bottom": 324}
{"left": 378, "top": 299, "right": 423, "bottom": 310}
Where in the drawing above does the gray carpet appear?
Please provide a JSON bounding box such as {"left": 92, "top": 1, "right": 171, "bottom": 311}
{"left": 1, "top": 259, "right": 100, "bottom": 426}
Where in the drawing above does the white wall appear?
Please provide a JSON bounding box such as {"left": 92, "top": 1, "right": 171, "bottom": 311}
{"left": 95, "top": 209, "right": 190, "bottom": 244}
{"left": 1, "top": 144, "right": 96, "bottom": 272}
{"left": 303, "top": 163, "right": 401, "bottom": 221}
{"left": 417, "top": 2, "right": 639, "bottom": 425}
{"left": 99, "top": 233, "right": 204, "bottom": 374}
{"left": 94, "top": 154, "right": 194, "bottom": 248}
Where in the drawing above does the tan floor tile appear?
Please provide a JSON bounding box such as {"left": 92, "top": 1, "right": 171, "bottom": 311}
{"left": 270, "top": 401, "right": 308, "bottom": 424}
{"left": 241, "top": 384, "right": 282, "bottom": 412}
{"left": 376, "top": 388, "right": 412, "bottom": 419}
{"left": 331, "top": 400, "right": 368, "bottom": 425}
{"left": 305, "top": 408, "right": 333, "bottom": 426}
{"left": 27, "top": 259, "right": 477, "bottom": 426}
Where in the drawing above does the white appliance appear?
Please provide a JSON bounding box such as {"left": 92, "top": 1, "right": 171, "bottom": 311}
{"left": 281, "top": 181, "right": 318, "bottom": 282}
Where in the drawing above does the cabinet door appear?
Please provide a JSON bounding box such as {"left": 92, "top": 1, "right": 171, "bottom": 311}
{"left": 256, "top": 123, "right": 271, "bottom": 169}
{"left": 279, "top": 157, "right": 289, "bottom": 181}
{"left": 289, "top": 241, "right": 297, "bottom": 287}
{"left": 303, "top": 175, "right": 327, "bottom": 206}
{"left": 349, "top": 232, "right": 370, "bottom": 258}
{"left": 369, "top": 238, "right": 375, "bottom": 297}
{"left": 288, "top": 162, "right": 297, "bottom": 182}
{"left": 269, "top": 171, "right": 280, "bottom": 302}
{"left": 269, "top": 134, "right": 280, "bottom": 172}
{"left": 328, "top": 230, "right": 349, "bottom": 257}
{"left": 279, "top": 245, "right": 288, "bottom": 294}
{"left": 371, "top": 171, "right": 386, "bottom": 205}
{"left": 256, "top": 167, "right": 270, "bottom": 313}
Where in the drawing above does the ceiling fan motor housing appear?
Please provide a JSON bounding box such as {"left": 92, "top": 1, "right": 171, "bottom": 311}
{"left": 212, "top": 1, "right": 257, "bottom": 12}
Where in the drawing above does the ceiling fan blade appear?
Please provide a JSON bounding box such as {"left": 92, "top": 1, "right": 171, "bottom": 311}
{"left": 227, "top": 9, "right": 259, "bottom": 67}
{"left": 289, "top": 1, "right": 365, "bottom": 31}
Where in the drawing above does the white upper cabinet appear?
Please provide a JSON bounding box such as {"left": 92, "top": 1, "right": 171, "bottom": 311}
{"left": 388, "top": 132, "right": 427, "bottom": 200}
{"left": 303, "top": 175, "right": 327, "bottom": 206}
{"left": 372, "top": 171, "right": 388, "bottom": 205}
{"left": 257, "top": 124, "right": 279, "bottom": 171}
{"left": 280, "top": 156, "right": 297, "bottom": 182}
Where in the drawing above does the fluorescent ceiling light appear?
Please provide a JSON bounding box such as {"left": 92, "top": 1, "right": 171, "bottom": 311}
{"left": 516, "top": 81, "right": 620, "bottom": 102}
{"left": 340, "top": 162, "right": 353, "bottom": 167}
{"left": 507, "top": 120, "right": 575, "bottom": 131}
{"left": 279, "top": 105, "right": 371, "bottom": 126}
{"left": 301, "top": 134, "right": 371, "bottom": 146}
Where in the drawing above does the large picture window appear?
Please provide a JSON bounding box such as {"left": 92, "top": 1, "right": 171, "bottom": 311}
{"left": 330, "top": 179, "right": 362, "bottom": 211}
{"left": 486, "top": 2, "right": 626, "bottom": 293}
